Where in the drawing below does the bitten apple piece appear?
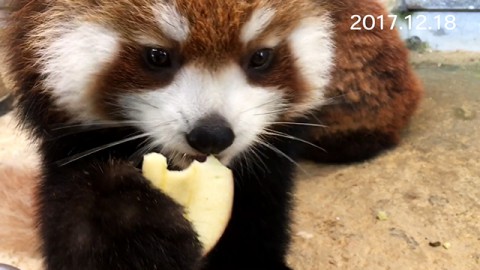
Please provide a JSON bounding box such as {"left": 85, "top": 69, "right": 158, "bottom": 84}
{"left": 142, "top": 153, "right": 234, "bottom": 254}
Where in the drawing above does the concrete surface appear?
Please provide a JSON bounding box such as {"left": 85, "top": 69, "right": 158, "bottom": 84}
{"left": 396, "top": 11, "right": 480, "bottom": 52}
{"left": 405, "top": 0, "right": 480, "bottom": 10}
{"left": 0, "top": 51, "right": 479, "bottom": 269}
{"left": 377, "top": 0, "right": 480, "bottom": 52}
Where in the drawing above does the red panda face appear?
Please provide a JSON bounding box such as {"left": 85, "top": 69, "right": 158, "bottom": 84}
{"left": 27, "top": 0, "right": 334, "bottom": 166}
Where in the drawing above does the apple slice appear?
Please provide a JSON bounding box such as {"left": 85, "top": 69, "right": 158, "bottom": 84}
{"left": 142, "top": 153, "right": 234, "bottom": 255}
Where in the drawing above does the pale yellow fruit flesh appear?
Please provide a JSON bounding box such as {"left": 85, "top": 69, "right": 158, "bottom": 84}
{"left": 142, "top": 153, "right": 234, "bottom": 254}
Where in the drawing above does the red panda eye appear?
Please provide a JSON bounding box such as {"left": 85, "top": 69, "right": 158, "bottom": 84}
{"left": 144, "top": 47, "right": 172, "bottom": 69}
{"left": 248, "top": 48, "right": 274, "bottom": 71}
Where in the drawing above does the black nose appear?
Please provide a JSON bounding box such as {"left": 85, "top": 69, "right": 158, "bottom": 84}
{"left": 186, "top": 114, "right": 235, "bottom": 155}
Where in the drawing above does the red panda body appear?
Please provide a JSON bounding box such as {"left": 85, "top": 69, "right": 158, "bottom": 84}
{"left": 304, "top": 0, "right": 423, "bottom": 162}
{"left": 2, "top": 0, "right": 421, "bottom": 269}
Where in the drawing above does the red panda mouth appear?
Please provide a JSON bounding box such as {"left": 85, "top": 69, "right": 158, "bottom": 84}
{"left": 149, "top": 148, "right": 208, "bottom": 166}
{"left": 149, "top": 152, "right": 209, "bottom": 171}
{"left": 191, "top": 154, "right": 207, "bottom": 163}
{"left": 178, "top": 153, "right": 208, "bottom": 163}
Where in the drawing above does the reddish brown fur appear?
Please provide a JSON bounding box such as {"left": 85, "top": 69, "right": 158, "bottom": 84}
{"left": 173, "top": 0, "right": 329, "bottom": 108}
{"left": 4, "top": 0, "right": 332, "bottom": 123}
{"left": 327, "top": 0, "right": 422, "bottom": 133}
{"left": 303, "top": 0, "right": 423, "bottom": 162}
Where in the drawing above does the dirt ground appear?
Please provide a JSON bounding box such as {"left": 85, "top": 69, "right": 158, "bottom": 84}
{"left": 0, "top": 51, "right": 479, "bottom": 269}
{"left": 288, "top": 52, "right": 480, "bottom": 270}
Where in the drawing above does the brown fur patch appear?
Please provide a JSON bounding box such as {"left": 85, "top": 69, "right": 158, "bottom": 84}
{"left": 174, "top": 0, "right": 254, "bottom": 66}
{"left": 308, "top": 0, "right": 423, "bottom": 141}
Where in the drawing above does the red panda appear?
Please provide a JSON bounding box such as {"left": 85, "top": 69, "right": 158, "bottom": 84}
{"left": 1, "top": 0, "right": 421, "bottom": 269}
{"left": 302, "top": 1, "right": 423, "bottom": 163}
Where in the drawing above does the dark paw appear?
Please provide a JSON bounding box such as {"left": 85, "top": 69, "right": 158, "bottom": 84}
{"left": 40, "top": 162, "right": 202, "bottom": 270}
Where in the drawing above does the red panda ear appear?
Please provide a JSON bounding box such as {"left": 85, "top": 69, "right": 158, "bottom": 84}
{"left": 32, "top": 22, "right": 121, "bottom": 121}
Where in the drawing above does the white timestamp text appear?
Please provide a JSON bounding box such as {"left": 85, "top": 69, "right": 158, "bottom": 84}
{"left": 350, "top": 14, "right": 457, "bottom": 31}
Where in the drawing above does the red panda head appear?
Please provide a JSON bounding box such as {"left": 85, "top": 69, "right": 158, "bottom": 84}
{"left": 8, "top": 0, "right": 334, "bottom": 166}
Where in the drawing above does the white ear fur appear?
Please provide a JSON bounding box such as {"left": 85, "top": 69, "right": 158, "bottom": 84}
{"left": 152, "top": 2, "right": 190, "bottom": 42}
{"left": 288, "top": 14, "right": 335, "bottom": 113}
{"left": 38, "top": 22, "right": 120, "bottom": 121}
{"left": 240, "top": 7, "right": 276, "bottom": 44}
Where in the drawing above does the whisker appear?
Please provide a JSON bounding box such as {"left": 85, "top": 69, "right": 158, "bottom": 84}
{"left": 253, "top": 108, "right": 291, "bottom": 116}
{"left": 56, "top": 133, "right": 153, "bottom": 166}
{"left": 255, "top": 139, "right": 307, "bottom": 174}
{"left": 180, "top": 151, "right": 189, "bottom": 166}
{"left": 51, "top": 119, "right": 175, "bottom": 131}
{"left": 266, "top": 122, "right": 328, "bottom": 128}
{"left": 241, "top": 148, "right": 257, "bottom": 178}
{"left": 305, "top": 110, "right": 323, "bottom": 124}
{"left": 254, "top": 105, "right": 318, "bottom": 117}
{"left": 323, "top": 93, "right": 347, "bottom": 105}
{"left": 135, "top": 97, "right": 160, "bottom": 109}
{"left": 263, "top": 129, "right": 326, "bottom": 153}
{"left": 129, "top": 138, "right": 156, "bottom": 165}
{"left": 237, "top": 152, "right": 247, "bottom": 179}
{"left": 119, "top": 94, "right": 161, "bottom": 110}
{"left": 240, "top": 97, "right": 287, "bottom": 115}
{"left": 49, "top": 119, "right": 178, "bottom": 141}
{"left": 246, "top": 144, "right": 269, "bottom": 175}
{"left": 252, "top": 93, "right": 347, "bottom": 120}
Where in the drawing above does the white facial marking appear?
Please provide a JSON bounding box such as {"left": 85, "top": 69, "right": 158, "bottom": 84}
{"left": 135, "top": 35, "right": 168, "bottom": 47}
{"left": 240, "top": 7, "right": 276, "bottom": 44}
{"left": 38, "top": 22, "right": 119, "bottom": 121}
{"left": 121, "top": 65, "right": 285, "bottom": 166}
{"left": 152, "top": 2, "right": 190, "bottom": 42}
{"left": 288, "top": 14, "right": 335, "bottom": 113}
